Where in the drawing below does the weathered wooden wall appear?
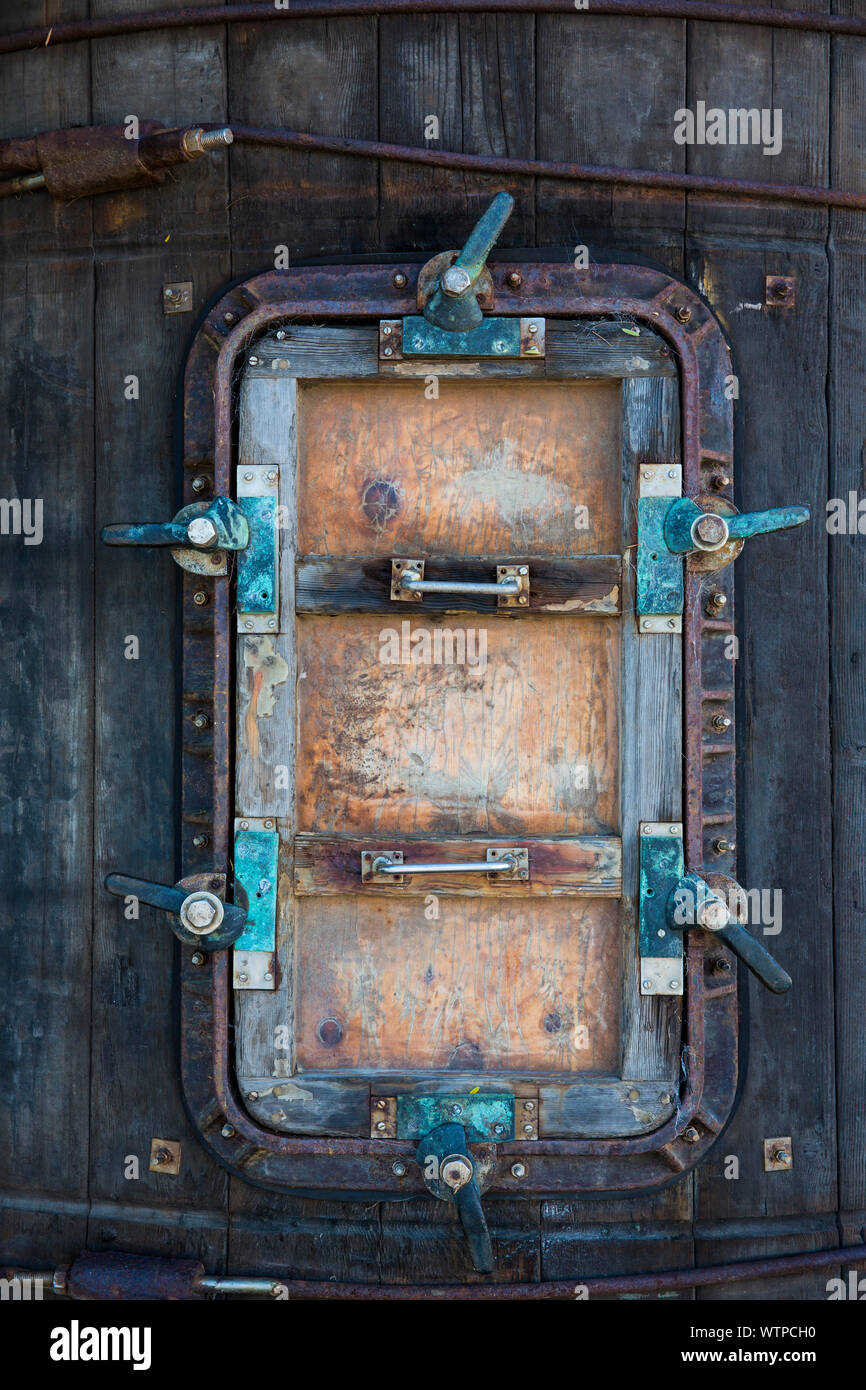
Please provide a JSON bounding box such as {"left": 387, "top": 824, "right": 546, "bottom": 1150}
{"left": 0, "top": 0, "right": 863, "bottom": 1297}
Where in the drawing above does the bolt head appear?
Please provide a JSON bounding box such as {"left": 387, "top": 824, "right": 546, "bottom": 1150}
{"left": 181, "top": 892, "right": 224, "bottom": 935}
{"left": 392, "top": 1160, "right": 407, "bottom": 1176}
{"left": 191, "top": 951, "right": 205, "bottom": 966}
{"left": 221, "top": 1124, "right": 235, "bottom": 1138}
{"left": 393, "top": 272, "right": 408, "bottom": 289}
{"left": 518, "top": 594, "right": 528, "bottom": 604}
{"left": 191, "top": 475, "right": 209, "bottom": 494}
{"left": 692, "top": 513, "right": 729, "bottom": 550}
{"left": 493, "top": 1123, "right": 506, "bottom": 1136}
{"left": 193, "top": 590, "right": 208, "bottom": 606}
{"left": 506, "top": 271, "right": 523, "bottom": 289}
{"left": 698, "top": 896, "right": 730, "bottom": 931}
{"left": 187, "top": 517, "right": 219, "bottom": 548}
{"left": 511, "top": 1162, "right": 526, "bottom": 1178}
{"left": 683, "top": 1126, "right": 700, "bottom": 1143}
{"left": 442, "top": 264, "right": 472, "bottom": 297}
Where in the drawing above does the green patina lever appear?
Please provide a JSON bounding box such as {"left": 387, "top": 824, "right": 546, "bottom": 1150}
{"left": 416, "top": 1121, "right": 494, "bottom": 1274}
{"left": 101, "top": 494, "right": 249, "bottom": 552}
{"left": 105, "top": 873, "right": 247, "bottom": 952}
{"left": 423, "top": 190, "right": 514, "bottom": 333}
{"left": 663, "top": 498, "right": 810, "bottom": 555}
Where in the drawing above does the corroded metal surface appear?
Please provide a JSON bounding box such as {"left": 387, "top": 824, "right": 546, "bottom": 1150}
{"left": 179, "top": 258, "right": 738, "bottom": 1199}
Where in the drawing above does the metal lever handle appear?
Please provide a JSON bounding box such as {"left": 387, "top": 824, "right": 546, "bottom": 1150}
{"left": 664, "top": 497, "right": 809, "bottom": 555}
{"left": 416, "top": 1122, "right": 494, "bottom": 1274}
{"left": 423, "top": 190, "right": 514, "bottom": 332}
{"left": 400, "top": 570, "right": 518, "bottom": 597}
{"left": 105, "top": 872, "right": 247, "bottom": 952}
{"left": 669, "top": 873, "right": 792, "bottom": 994}
{"left": 101, "top": 495, "right": 250, "bottom": 552}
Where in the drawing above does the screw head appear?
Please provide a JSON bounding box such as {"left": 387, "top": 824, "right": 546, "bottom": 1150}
{"left": 511, "top": 1162, "right": 526, "bottom": 1178}
{"left": 642, "top": 980, "right": 652, "bottom": 990}
{"left": 659, "top": 1092, "right": 672, "bottom": 1105}
{"left": 383, "top": 346, "right": 393, "bottom": 357}
{"left": 187, "top": 517, "right": 219, "bottom": 548}
{"left": 376, "top": 1121, "right": 387, "bottom": 1132}
{"left": 523, "top": 1123, "right": 534, "bottom": 1134}
{"left": 248, "top": 356, "right": 259, "bottom": 365}
{"left": 382, "top": 324, "right": 392, "bottom": 335}
{"left": 449, "top": 1104, "right": 463, "bottom": 1117}
{"left": 493, "top": 1123, "right": 506, "bottom": 1136}
{"left": 237, "top": 973, "right": 248, "bottom": 983}
{"left": 669, "top": 980, "right": 680, "bottom": 990}
{"left": 263, "top": 971, "right": 273, "bottom": 982}
{"left": 524, "top": 1101, "right": 535, "bottom": 1111}
{"left": 518, "top": 594, "right": 528, "bottom": 604}
{"left": 247, "top": 1091, "right": 259, "bottom": 1101}
{"left": 528, "top": 323, "right": 538, "bottom": 334}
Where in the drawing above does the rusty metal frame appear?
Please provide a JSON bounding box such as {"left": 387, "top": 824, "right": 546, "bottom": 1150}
{"left": 180, "top": 259, "right": 737, "bottom": 1197}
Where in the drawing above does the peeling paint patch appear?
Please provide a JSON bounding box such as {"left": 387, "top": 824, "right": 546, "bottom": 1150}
{"left": 546, "top": 585, "right": 619, "bottom": 613}
{"left": 243, "top": 635, "right": 289, "bottom": 758}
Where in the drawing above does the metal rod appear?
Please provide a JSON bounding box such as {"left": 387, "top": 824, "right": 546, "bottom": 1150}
{"left": 0, "top": 172, "right": 45, "bottom": 198}
{"left": 227, "top": 126, "right": 866, "bottom": 213}
{"left": 372, "top": 856, "right": 517, "bottom": 874}
{"left": 8, "top": 1, "right": 866, "bottom": 58}
{"left": 401, "top": 575, "right": 519, "bottom": 596}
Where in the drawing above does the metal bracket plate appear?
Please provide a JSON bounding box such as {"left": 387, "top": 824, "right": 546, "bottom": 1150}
{"left": 636, "top": 496, "right": 683, "bottom": 633}
{"left": 639, "top": 822, "right": 684, "bottom": 996}
{"left": 380, "top": 316, "right": 545, "bottom": 360}
{"left": 371, "top": 1094, "right": 538, "bottom": 1142}
{"left": 391, "top": 557, "right": 424, "bottom": 602}
{"left": 236, "top": 465, "right": 279, "bottom": 633}
{"left": 496, "top": 565, "right": 530, "bottom": 608}
{"left": 233, "top": 819, "right": 279, "bottom": 989}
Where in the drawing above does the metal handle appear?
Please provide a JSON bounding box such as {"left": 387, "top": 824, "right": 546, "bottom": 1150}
{"left": 105, "top": 872, "right": 247, "bottom": 951}
{"left": 374, "top": 856, "right": 516, "bottom": 875}
{"left": 668, "top": 873, "right": 792, "bottom": 994}
{"left": 392, "top": 559, "right": 529, "bottom": 607}
{"left": 101, "top": 495, "right": 250, "bottom": 552}
{"left": 423, "top": 190, "right": 514, "bottom": 332}
{"left": 362, "top": 848, "right": 529, "bottom": 881}
{"left": 416, "top": 1122, "right": 494, "bottom": 1274}
{"left": 663, "top": 497, "right": 809, "bottom": 555}
{"left": 401, "top": 570, "right": 519, "bottom": 597}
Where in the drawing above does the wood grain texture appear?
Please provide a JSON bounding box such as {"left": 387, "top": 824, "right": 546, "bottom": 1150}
{"left": 295, "top": 896, "right": 620, "bottom": 1075}
{"left": 297, "top": 378, "right": 622, "bottom": 558}
{"left": 295, "top": 613, "right": 621, "bottom": 836}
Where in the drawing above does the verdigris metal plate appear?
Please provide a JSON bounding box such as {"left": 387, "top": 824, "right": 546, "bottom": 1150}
{"left": 396, "top": 1094, "right": 515, "bottom": 1141}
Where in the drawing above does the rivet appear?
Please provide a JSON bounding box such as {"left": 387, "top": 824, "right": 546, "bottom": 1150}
{"left": 519, "top": 566, "right": 528, "bottom": 575}
{"left": 667, "top": 619, "right": 676, "bottom": 628}
{"left": 669, "top": 826, "right": 678, "bottom": 835}
{"left": 266, "top": 470, "right": 277, "bottom": 482}
{"left": 267, "top": 619, "right": 276, "bottom": 629}
{"left": 511, "top": 1162, "right": 526, "bottom": 1178}
{"left": 628, "top": 1088, "right": 640, "bottom": 1101}
{"left": 264, "top": 819, "right": 274, "bottom": 829}
{"left": 450, "top": 1104, "right": 463, "bottom": 1117}
{"left": 192, "top": 833, "right": 209, "bottom": 849}
{"left": 657, "top": 929, "right": 665, "bottom": 937}
{"left": 392, "top": 1160, "right": 407, "bottom": 1176}
{"left": 193, "top": 711, "right": 209, "bottom": 729}
{"left": 643, "top": 470, "right": 652, "bottom": 480}
{"left": 641, "top": 620, "right": 651, "bottom": 630}
{"left": 210, "top": 554, "right": 222, "bottom": 565}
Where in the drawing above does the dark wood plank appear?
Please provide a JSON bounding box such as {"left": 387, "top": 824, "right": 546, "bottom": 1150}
{"left": 297, "top": 555, "right": 622, "bottom": 615}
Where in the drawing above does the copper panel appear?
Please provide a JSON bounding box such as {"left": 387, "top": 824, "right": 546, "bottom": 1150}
{"left": 295, "top": 895, "right": 621, "bottom": 1074}
{"left": 297, "top": 378, "right": 621, "bottom": 558}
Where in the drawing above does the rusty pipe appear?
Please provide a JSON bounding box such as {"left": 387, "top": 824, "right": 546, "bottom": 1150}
{"left": 5, "top": 1243, "right": 865, "bottom": 1300}
{"left": 7, "top": 2, "right": 866, "bottom": 59}
{"left": 227, "top": 125, "right": 866, "bottom": 213}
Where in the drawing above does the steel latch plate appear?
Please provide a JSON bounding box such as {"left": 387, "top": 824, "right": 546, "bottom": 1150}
{"left": 639, "top": 822, "right": 684, "bottom": 996}
{"left": 236, "top": 465, "right": 279, "bottom": 633}
{"left": 380, "top": 317, "right": 545, "bottom": 360}
{"left": 233, "top": 818, "right": 279, "bottom": 988}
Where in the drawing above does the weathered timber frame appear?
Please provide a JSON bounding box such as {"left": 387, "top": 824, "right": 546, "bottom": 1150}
{"left": 180, "top": 260, "right": 738, "bottom": 1197}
